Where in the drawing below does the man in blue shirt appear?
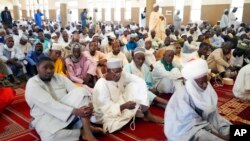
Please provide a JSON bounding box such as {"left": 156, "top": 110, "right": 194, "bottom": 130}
{"left": 81, "top": 9, "right": 88, "bottom": 29}
{"left": 126, "top": 33, "right": 138, "bottom": 51}
{"left": 34, "top": 9, "right": 44, "bottom": 28}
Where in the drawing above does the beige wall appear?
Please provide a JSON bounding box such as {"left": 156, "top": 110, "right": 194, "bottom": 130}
{"left": 183, "top": 6, "right": 191, "bottom": 25}
{"left": 243, "top": 3, "right": 250, "bottom": 24}
{"left": 22, "top": 10, "right": 27, "bottom": 18}
{"left": 201, "top": 4, "right": 230, "bottom": 25}
{"left": 163, "top": 6, "right": 174, "bottom": 24}
{"left": 49, "top": 10, "right": 56, "bottom": 21}
{"left": 131, "top": 8, "right": 139, "bottom": 24}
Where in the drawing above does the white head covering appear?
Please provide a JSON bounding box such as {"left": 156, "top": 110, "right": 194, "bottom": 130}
{"left": 134, "top": 47, "right": 145, "bottom": 55}
{"left": 51, "top": 43, "right": 62, "bottom": 51}
{"left": 224, "top": 9, "right": 229, "bottom": 13}
{"left": 182, "top": 59, "right": 218, "bottom": 119}
{"left": 153, "top": 3, "right": 159, "bottom": 8}
{"left": 182, "top": 59, "right": 208, "bottom": 80}
{"left": 130, "top": 33, "right": 137, "bottom": 38}
{"left": 142, "top": 30, "right": 148, "bottom": 35}
{"left": 51, "top": 33, "right": 57, "bottom": 38}
{"left": 107, "top": 32, "right": 116, "bottom": 39}
{"left": 21, "top": 35, "right": 28, "bottom": 41}
{"left": 107, "top": 58, "right": 122, "bottom": 69}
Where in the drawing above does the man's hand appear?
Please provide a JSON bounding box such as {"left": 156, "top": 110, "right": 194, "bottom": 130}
{"left": 120, "top": 101, "right": 136, "bottom": 111}
{"left": 72, "top": 103, "right": 93, "bottom": 118}
{"left": 159, "top": 16, "right": 164, "bottom": 20}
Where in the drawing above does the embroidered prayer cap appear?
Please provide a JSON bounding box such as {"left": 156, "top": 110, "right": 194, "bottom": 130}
{"left": 182, "top": 59, "right": 208, "bottom": 80}
{"left": 165, "top": 46, "right": 175, "bottom": 52}
{"left": 21, "top": 35, "right": 28, "bottom": 41}
{"left": 4, "top": 34, "right": 13, "bottom": 40}
{"left": 51, "top": 43, "right": 62, "bottom": 51}
{"left": 237, "top": 42, "right": 249, "bottom": 50}
{"left": 130, "top": 33, "right": 137, "bottom": 38}
{"left": 51, "top": 33, "right": 57, "bottom": 38}
{"left": 134, "top": 47, "right": 145, "bottom": 55}
{"left": 107, "top": 58, "right": 122, "bottom": 69}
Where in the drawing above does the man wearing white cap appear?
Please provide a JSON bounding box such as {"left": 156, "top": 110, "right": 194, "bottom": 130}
{"left": 47, "top": 43, "right": 66, "bottom": 76}
{"left": 229, "top": 7, "right": 238, "bottom": 29}
{"left": 152, "top": 47, "right": 183, "bottom": 94}
{"left": 123, "top": 47, "right": 168, "bottom": 108}
{"left": 164, "top": 59, "right": 231, "bottom": 141}
{"left": 92, "top": 58, "right": 163, "bottom": 133}
{"left": 149, "top": 3, "right": 166, "bottom": 41}
{"left": 220, "top": 9, "right": 229, "bottom": 30}
{"left": 18, "top": 35, "right": 32, "bottom": 55}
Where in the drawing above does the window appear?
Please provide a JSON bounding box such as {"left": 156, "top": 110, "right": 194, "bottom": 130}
{"left": 114, "top": 0, "right": 121, "bottom": 22}
{"left": 174, "top": 0, "right": 184, "bottom": 21}
{"left": 191, "top": 0, "right": 201, "bottom": 22}
{"left": 125, "top": 0, "right": 131, "bottom": 20}
{"left": 231, "top": 0, "right": 244, "bottom": 22}
{"left": 25, "top": 0, "right": 49, "bottom": 19}
{"left": 104, "top": 1, "right": 112, "bottom": 21}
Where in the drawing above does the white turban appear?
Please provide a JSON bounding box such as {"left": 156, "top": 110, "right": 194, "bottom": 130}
{"left": 182, "top": 59, "right": 208, "bottom": 80}
{"left": 107, "top": 58, "right": 122, "bottom": 69}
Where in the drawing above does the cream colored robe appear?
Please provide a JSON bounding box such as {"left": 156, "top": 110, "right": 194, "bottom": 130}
{"left": 149, "top": 11, "right": 166, "bottom": 41}
{"left": 92, "top": 72, "right": 149, "bottom": 133}
{"left": 25, "top": 74, "right": 91, "bottom": 141}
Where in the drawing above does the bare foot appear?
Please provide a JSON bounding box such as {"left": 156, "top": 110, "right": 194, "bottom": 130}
{"left": 90, "top": 125, "right": 104, "bottom": 134}
{"left": 143, "top": 113, "right": 164, "bottom": 124}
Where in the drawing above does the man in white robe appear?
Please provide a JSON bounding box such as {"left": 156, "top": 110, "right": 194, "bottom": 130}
{"left": 92, "top": 58, "right": 163, "bottom": 133}
{"left": 220, "top": 9, "right": 229, "bottom": 30}
{"left": 149, "top": 3, "right": 166, "bottom": 41}
{"left": 165, "top": 59, "right": 231, "bottom": 141}
{"left": 233, "top": 53, "right": 250, "bottom": 101}
{"left": 25, "top": 57, "right": 99, "bottom": 141}
{"left": 152, "top": 47, "right": 183, "bottom": 94}
{"left": 173, "top": 10, "right": 182, "bottom": 30}
{"left": 229, "top": 7, "right": 238, "bottom": 29}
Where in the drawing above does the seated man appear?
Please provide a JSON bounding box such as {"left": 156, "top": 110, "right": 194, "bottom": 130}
{"left": 37, "top": 29, "right": 50, "bottom": 53}
{"left": 126, "top": 33, "right": 138, "bottom": 51}
{"left": 152, "top": 47, "right": 183, "bottom": 94}
{"left": 107, "top": 40, "right": 128, "bottom": 67}
{"left": 47, "top": 43, "right": 66, "bottom": 76}
{"left": 18, "top": 35, "right": 32, "bottom": 55}
{"left": 165, "top": 59, "right": 231, "bottom": 141}
{"left": 65, "top": 43, "right": 97, "bottom": 93}
{"left": 207, "top": 41, "right": 236, "bottom": 77}
{"left": 25, "top": 57, "right": 99, "bottom": 141}
{"left": 123, "top": 48, "right": 168, "bottom": 108}
{"left": 144, "top": 38, "right": 156, "bottom": 70}
{"left": 92, "top": 58, "right": 163, "bottom": 133}
{"left": 233, "top": 52, "right": 250, "bottom": 101}
{"left": 24, "top": 42, "right": 46, "bottom": 77}
{"left": 84, "top": 41, "right": 107, "bottom": 78}
{"left": 0, "top": 35, "right": 26, "bottom": 83}
{"left": 182, "top": 35, "right": 198, "bottom": 54}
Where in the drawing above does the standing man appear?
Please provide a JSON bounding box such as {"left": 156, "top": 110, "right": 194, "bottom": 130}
{"left": 34, "top": 9, "right": 44, "bottom": 28}
{"left": 81, "top": 9, "right": 88, "bottom": 29}
{"left": 220, "top": 9, "right": 229, "bottom": 31}
{"left": 149, "top": 3, "right": 166, "bottom": 41}
{"left": 1, "top": 7, "right": 13, "bottom": 28}
{"left": 229, "top": 7, "right": 238, "bottom": 29}
{"left": 141, "top": 8, "right": 146, "bottom": 28}
{"left": 173, "top": 10, "right": 182, "bottom": 30}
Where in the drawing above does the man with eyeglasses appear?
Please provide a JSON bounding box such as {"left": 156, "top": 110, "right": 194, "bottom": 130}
{"left": 92, "top": 58, "right": 163, "bottom": 133}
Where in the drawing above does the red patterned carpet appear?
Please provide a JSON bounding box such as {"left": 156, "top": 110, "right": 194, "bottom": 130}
{"left": 0, "top": 83, "right": 250, "bottom": 141}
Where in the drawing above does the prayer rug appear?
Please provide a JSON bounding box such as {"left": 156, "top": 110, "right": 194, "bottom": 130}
{"left": 0, "top": 83, "right": 250, "bottom": 141}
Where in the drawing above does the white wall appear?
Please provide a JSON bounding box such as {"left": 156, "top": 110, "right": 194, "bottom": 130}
{"left": 202, "top": 0, "right": 232, "bottom": 5}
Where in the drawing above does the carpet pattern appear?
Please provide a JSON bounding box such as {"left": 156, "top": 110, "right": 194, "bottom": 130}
{"left": 0, "top": 84, "right": 250, "bottom": 141}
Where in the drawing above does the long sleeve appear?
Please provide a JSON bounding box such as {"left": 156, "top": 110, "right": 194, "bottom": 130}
{"left": 65, "top": 58, "right": 84, "bottom": 84}
{"left": 93, "top": 79, "right": 122, "bottom": 117}
{"left": 25, "top": 78, "right": 74, "bottom": 122}
{"left": 152, "top": 62, "right": 181, "bottom": 80}
{"left": 14, "top": 47, "right": 25, "bottom": 60}
{"left": 213, "top": 50, "right": 230, "bottom": 68}
{"left": 0, "top": 46, "right": 8, "bottom": 62}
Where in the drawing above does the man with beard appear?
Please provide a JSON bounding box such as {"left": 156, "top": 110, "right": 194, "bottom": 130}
{"left": 25, "top": 57, "right": 100, "bottom": 141}
{"left": 107, "top": 40, "right": 128, "bottom": 66}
